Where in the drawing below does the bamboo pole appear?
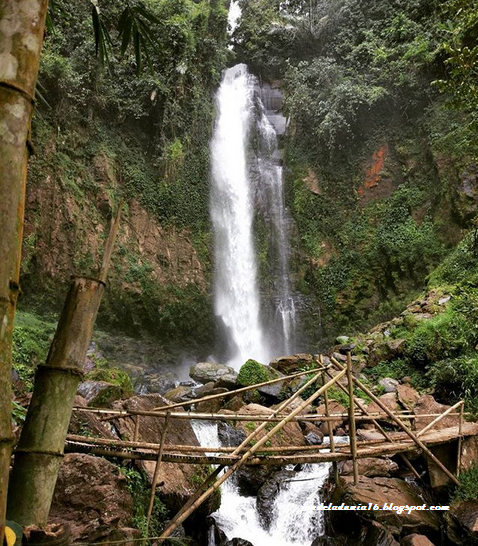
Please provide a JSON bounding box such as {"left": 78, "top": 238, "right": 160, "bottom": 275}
{"left": 159, "top": 367, "right": 327, "bottom": 539}
{"left": 346, "top": 352, "right": 359, "bottom": 485}
{"left": 7, "top": 202, "right": 123, "bottom": 526}
{"left": 322, "top": 369, "right": 338, "bottom": 485}
{"left": 324, "top": 369, "right": 422, "bottom": 482}
{"left": 146, "top": 412, "right": 170, "bottom": 528}
{"left": 330, "top": 357, "right": 460, "bottom": 486}
{"left": 133, "top": 416, "right": 140, "bottom": 442}
{"left": 0, "top": 1, "right": 50, "bottom": 540}
{"left": 457, "top": 401, "right": 464, "bottom": 477}
{"left": 158, "top": 369, "right": 347, "bottom": 542}
{"left": 99, "top": 198, "right": 124, "bottom": 282}
{"left": 74, "top": 406, "right": 465, "bottom": 422}
{"left": 416, "top": 400, "right": 463, "bottom": 438}
{"left": 101, "top": 366, "right": 328, "bottom": 421}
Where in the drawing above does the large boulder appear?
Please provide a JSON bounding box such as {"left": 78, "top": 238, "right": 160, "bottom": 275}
{"left": 400, "top": 535, "right": 436, "bottom": 546}
{"left": 379, "top": 378, "right": 399, "bottom": 393}
{"left": 396, "top": 384, "right": 420, "bottom": 411}
{"left": 446, "top": 500, "right": 478, "bottom": 544}
{"left": 112, "top": 394, "right": 220, "bottom": 518}
{"left": 164, "top": 385, "right": 194, "bottom": 403}
{"left": 235, "top": 466, "right": 279, "bottom": 497}
{"left": 414, "top": 395, "right": 460, "bottom": 431}
{"left": 233, "top": 403, "right": 306, "bottom": 448}
{"left": 269, "top": 353, "right": 314, "bottom": 374}
{"left": 367, "top": 393, "right": 400, "bottom": 415}
{"left": 50, "top": 453, "right": 138, "bottom": 544}
{"left": 332, "top": 476, "right": 441, "bottom": 537}
{"left": 77, "top": 380, "right": 122, "bottom": 407}
{"left": 218, "top": 422, "right": 246, "bottom": 447}
{"left": 190, "top": 362, "right": 237, "bottom": 384}
{"left": 68, "top": 395, "right": 117, "bottom": 439}
{"left": 340, "top": 458, "right": 398, "bottom": 478}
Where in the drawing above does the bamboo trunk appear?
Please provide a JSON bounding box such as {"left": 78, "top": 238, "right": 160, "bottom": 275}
{"left": 346, "top": 352, "right": 359, "bottom": 485}
{"left": 146, "top": 413, "right": 170, "bottom": 528}
{"left": 322, "top": 370, "right": 338, "bottom": 485}
{"left": 7, "top": 277, "right": 105, "bottom": 526}
{"left": 0, "top": 0, "right": 49, "bottom": 539}
{"left": 8, "top": 203, "right": 122, "bottom": 525}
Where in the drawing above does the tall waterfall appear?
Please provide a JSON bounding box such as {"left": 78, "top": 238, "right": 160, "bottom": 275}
{"left": 210, "top": 64, "right": 296, "bottom": 368}
{"left": 210, "top": 64, "right": 270, "bottom": 368}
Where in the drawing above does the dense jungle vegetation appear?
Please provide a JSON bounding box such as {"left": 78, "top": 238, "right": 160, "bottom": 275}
{"left": 233, "top": 0, "right": 478, "bottom": 345}
{"left": 15, "top": 0, "right": 478, "bottom": 358}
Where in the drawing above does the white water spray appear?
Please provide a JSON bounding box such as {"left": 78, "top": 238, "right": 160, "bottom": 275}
{"left": 192, "top": 421, "right": 333, "bottom": 546}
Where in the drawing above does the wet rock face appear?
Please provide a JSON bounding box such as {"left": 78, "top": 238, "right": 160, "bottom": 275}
{"left": 218, "top": 422, "right": 246, "bottom": 447}
{"left": 400, "top": 534, "right": 436, "bottom": 546}
{"left": 447, "top": 500, "right": 478, "bottom": 544}
{"left": 50, "top": 453, "right": 137, "bottom": 544}
{"left": 256, "top": 470, "right": 296, "bottom": 529}
{"left": 224, "top": 539, "right": 255, "bottom": 546}
{"left": 77, "top": 380, "right": 122, "bottom": 407}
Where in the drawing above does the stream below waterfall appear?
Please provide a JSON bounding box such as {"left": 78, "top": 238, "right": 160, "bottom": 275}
{"left": 192, "top": 421, "right": 348, "bottom": 546}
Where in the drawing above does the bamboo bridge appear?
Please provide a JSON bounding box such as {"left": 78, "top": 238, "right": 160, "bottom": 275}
{"left": 63, "top": 354, "right": 478, "bottom": 542}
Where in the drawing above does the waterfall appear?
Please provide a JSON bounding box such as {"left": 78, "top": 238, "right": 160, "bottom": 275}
{"left": 210, "top": 64, "right": 270, "bottom": 369}
{"left": 255, "top": 102, "right": 296, "bottom": 356}
{"left": 192, "top": 421, "right": 334, "bottom": 546}
{"left": 210, "top": 63, "right": 298, "bottom": 368}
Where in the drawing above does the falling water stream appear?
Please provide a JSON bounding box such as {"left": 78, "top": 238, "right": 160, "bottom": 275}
{"left": 192, "top": 421, "right": 338, "bottom": 546}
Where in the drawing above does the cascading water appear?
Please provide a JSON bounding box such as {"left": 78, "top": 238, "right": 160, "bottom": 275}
{"left": 210, "top": 64, "right": 270, "bottom": 368}
{"left": 210, "top": 64, "right": 297, "bottom": 367}
{"left": 254, "top": 103, "right": 296, "bottom": 356}
{"left": 192, "top": 421, "right": 335, "bottom": 546}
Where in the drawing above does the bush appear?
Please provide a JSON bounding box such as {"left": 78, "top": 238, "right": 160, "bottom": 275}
{"left": 427, "top": 356, "right": 478, "bottom": 414}
{"left": 451, "top": 464, "right": 478, "bottom": 503}
{"left": 364, "top": 358, "right": 427, "bottom": 390}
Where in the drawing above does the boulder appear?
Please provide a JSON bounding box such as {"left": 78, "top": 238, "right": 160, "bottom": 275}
{"left": 77, "top": 380, "right": 122, "bottom": 407}
{"left": 112, "top": 394, "right": 219, "bottom": 517}
{"left": 194, "top": 382, "right": 216, "bottom": 397}
{"left": 50, "top": 453, "right": 138, "bottom": 544}
{"left": 269, "top": 353, "right": 314, "bottom": 374}
{"left": 334, "top": 476, "right": 441, "bottom": 536}
{"left": 224, "top": 395, "right": 245, "bottom": 411}
{"left": 379, "top": 378, "right": 399, "bottom": 393}
{"left": 146, "top": 373, "right": 176, "bottom": 395}
{"left": 414, "top": 395, "right": 460, "bottom": 431}
{"left": 224, "top": 539, "right": 255, "bottom": 546}
{"left": 340, "top": 457, "right": 398, "bottom": 478}
{"left": 215, "top": 373, "right": 239, "bottom": 390}
{"left": 190, "top": 362, "right": 236, "bottom": 384}
{"left": 316, "top": 401, "right": 347, "bottom": 433}
{"left": 305, "top": 432, "right": 324, "bottom": 445}
{"left": 256, "top": 470, "right": 296, "bottom": 528}
{"left": 218, "top": 422, "right": 246, "bottom": 447}
{"left": 195, "top": 387, "right": 229, "bottom": 413}
{"left": 164, "top": 385, "right": 194, "bottom": 403}
{"left": 400, "top": 534, "right": 436, "bottom": 546}
{"left": 447, "top": 500, "right": 478, "bottom": 543}
{"left": 235, "top": 466, "right": 278, "bottom": 497}
{"left": 367, "top": 393, "right": 400, "bottom": 415}
{"left": 234, "top": 403, "right": 305, "bottom": 448}
{"left": 68, "top": 395, "right": 117, "bottom": 439}
{"left": 396, "top": 384, "right": 420, "bottom": 411}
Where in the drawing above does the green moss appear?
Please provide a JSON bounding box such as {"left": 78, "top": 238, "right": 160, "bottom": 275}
{"left": 237, "top": 359, "right": 271, "bottom": 386}
{"left": 120, "top": 466, "right": 169, "bottom": 538}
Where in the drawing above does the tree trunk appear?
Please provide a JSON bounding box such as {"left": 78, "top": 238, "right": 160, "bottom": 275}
{"left": 7, "top": 277, "right": 105, "bottom": 526}
{"left": 0, "top": 0, "right": 49, "bottom": 539}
